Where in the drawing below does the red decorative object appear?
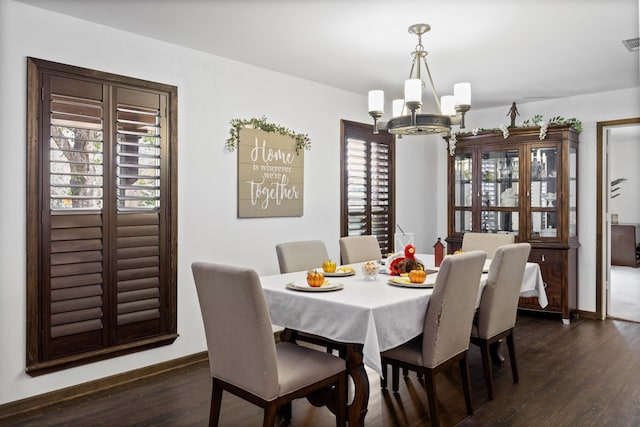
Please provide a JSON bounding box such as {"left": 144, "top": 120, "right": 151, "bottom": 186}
{"left": 433, "top": 237, "right": 445, "bottom": 267}
{"left": 388, "top": 244, "right": 424, "bottom": 275}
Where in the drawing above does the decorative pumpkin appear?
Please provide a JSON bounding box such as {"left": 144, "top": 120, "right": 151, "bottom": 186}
{"left": 409, "top": 268, "right": 427, "bottom": 284}
{"left": 306, "top": 270, "right": 325, "bottom": 287}
{"left": 322, "top": 260, "right": 337, "bottom": 273}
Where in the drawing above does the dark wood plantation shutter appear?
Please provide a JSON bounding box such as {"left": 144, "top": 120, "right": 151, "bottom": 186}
{"left": 340, "top": 120, "right": 395, "bottom": 255}
{"left": 27, "top": 58, "right": 177, "bottom": 374}
{"left": 114, "top": 88, "right": 166, "bottom": 343}
{"left": 47, "top": 76, "right": 106, "bottom": 358}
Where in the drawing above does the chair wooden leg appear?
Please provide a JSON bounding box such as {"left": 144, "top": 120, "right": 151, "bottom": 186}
{"left": 402, "top": 367, "right": 409, "bottom": 377}
{"left": 209, "top": 379, "right": 223, "bottom": 427}
{"left": 263, "top": 405, "right": 278, "bottom": 427}
{"left": 392, "top": 364, "right": 400, "bottom": 392}
{"left": 381, "top": 360, "right": 388, "bottom": 389}
{"left": 336, "top": 373, "right": 347, "bottom": 427}
{"left": 280, "top": 401, "right": 292, "bottom": 422}
{"left": 459, "top": 353, "right": 474, "bottom": 415}
{"left": 479, "top": 340, "right": 494, "bottom": 400}
{"left": 424, "top": 369, "right": 440, "bottom": 427}
{"left": 506, "top": 329, "right": 519, "bottom": 383}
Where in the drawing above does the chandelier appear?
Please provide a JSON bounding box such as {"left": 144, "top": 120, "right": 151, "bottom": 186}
{"left": 368, "top": 23, "right": 471, "bottom": 135}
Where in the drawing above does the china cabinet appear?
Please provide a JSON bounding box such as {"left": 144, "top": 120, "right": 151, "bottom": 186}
{"left": 446, "top": 125, "right": 579, "bottom": 323}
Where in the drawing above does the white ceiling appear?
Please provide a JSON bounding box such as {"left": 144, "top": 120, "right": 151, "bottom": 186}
{"left": 16, "top": 0, "right": 640, "bottom": 110}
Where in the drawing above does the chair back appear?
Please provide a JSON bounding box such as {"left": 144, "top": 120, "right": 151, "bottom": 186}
{"left": 476, "top": 243, "right": 531, "bottom": 338}
{"left": 422, "top": 251, "right": 487, "bottom": 368}
{"left": 275, "top": 240, "right": 330, "bottom": 273}
{"left": 461, "top": 232, "right": 515, "bottom": 259}
{"left": 339, "top": 235, "right": 382, "bottom": 264}
{"left": 191, "top": 262, "right": 280, "bottom": 400}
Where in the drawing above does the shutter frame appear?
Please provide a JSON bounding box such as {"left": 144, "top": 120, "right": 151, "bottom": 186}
{"left": 340, "top": 120, "right": 396, "bottom": 255}
{"left": 26, "top": 57, "right": 178, "bottom": 375}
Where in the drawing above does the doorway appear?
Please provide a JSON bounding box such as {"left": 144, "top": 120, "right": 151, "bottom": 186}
{"left": 596, "top": 118, "right": 640, "bottom": 322}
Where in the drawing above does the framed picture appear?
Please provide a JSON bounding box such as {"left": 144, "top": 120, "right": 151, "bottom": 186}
{"left": 237, "top": 127, "right": 304, "bottom": 217}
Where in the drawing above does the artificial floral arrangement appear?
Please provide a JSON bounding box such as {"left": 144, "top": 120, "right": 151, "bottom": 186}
{"left": 446, "top": 114, "right": 582, "bottom": 156}
{"left": 225, "top": 116, "right": 311, "bottom": 155}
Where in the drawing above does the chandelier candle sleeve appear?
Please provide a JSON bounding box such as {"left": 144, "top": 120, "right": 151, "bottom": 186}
{"left": 454, "top": 83, "right": 471, "bottom": 107}
{"left": 392, "top": 99, "right": 405, "bottom": 117}
{"left": 440, "top": 95, "right": 455, "bottom": 116}
{"left": 368, "top": 90, "right": 384, "bottom": 114}
{"left": 404, "top": 79, "right": 422, "bottom": 104}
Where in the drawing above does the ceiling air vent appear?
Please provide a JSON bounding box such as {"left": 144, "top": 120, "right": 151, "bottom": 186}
{"left": 621, "top": 37, "right": 640, "bottom": 52}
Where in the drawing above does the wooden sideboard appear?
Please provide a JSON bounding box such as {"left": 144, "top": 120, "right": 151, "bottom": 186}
{"left": 611, "top": 224, "right": 639, "bottom": 267}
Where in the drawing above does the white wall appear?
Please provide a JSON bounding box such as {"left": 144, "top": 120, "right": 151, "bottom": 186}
{"left": 609, "top": 128, "right": 640, "bottom": 224}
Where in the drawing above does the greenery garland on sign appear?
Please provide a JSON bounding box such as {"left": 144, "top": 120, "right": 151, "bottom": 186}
{"left": 225, "top": 116, "right": 311, "bottom": 155}
{"left": 446, "top": 115, "right": 582, "bottom": 156}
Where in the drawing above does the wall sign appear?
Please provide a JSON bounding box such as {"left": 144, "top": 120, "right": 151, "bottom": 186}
{"left": 237, "top": 127, "right": 304, "bottom": 217}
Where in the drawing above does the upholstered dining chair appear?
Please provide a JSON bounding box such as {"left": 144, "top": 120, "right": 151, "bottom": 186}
{"left": 339, "top": 235, "right": 382, "bottom": 264}
{"left": 275, "top": 240, "right": 344, "bottom": 355}
{"left": 461, "top": 232, "right": 515, "bottom": 259}
{"left": 380, "top": 251, "right": 487, "bottom": 427}
{"left": 191, "top": 262, "right": 347, "bottom": 427}
{"left": 470, "top": 243, "right": 531, "bottom": 400}
{"left": 275, "top": 240, "right": 330, "bottom": 274}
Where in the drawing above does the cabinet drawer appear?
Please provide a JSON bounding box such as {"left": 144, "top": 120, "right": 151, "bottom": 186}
{"left": 519, "top": 262, "right": 562, "bottom": 312}
{"left": 529, "top": 249, "right": 562, "bottom": 265}
{"left": 539, "top": 263, "right": 562, "bottom": 311}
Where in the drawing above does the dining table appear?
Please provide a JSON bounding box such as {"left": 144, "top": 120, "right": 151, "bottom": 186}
{"left": 260, "top": 253, "right": 547, "bottom": 426}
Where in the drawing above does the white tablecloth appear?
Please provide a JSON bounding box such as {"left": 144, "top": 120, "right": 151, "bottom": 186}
{"left": 261, "top": 254, "right": 546, "bottom": 376}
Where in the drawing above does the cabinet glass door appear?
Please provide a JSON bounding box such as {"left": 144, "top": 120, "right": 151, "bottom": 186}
{"left": 453, "top": 152, "right": 473, "bottom": 233}
{"left": 530, "top": 145, "right": 557, "bottom": 238}
{"left": 479, "top": 149, "right": 519, "bottom": 234}
{"left": 569, "top": 146, "right": 577, "bottom": 237}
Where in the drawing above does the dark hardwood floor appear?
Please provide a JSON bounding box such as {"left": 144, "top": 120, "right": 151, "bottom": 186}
{"left": 3, "top": 313, "right": 640, "bottom": 427}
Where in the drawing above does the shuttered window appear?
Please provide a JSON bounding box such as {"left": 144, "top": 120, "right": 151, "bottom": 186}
{"left": 340, "top": 120, "right": 395, "bottom": 254}
{"left": 27, "top": 58, "right": 178, "bottom": 374}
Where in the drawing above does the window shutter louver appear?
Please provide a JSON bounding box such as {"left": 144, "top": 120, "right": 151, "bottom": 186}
{"left": 370, "top": 142, "right": 391, "bottom": 253}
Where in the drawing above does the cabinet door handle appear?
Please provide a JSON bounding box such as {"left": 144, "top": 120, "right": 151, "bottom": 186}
{"left": 541, "top": 254, "right": 545, "bottom": 262}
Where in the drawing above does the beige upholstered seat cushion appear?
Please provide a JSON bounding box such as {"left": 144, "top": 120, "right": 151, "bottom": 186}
{"left": 461, "top": 232, "right": 515, "bottom": 259}
{"left": 472, "top": 243, "right": 531, "bottom": 339}
{"left": 339, "top": 235, "right": 382, "bottom": 264}
{"left": 276, "top": 342, "right": 345, "bottom": 396}
{"left": 192, "top": 262, "right": 345, "bottom": 402}
{"left": 276, "top": 240, "right": 330, "bottom": 273}
{"left": 381, "top": 251, "right": 487, "bottom": 369}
